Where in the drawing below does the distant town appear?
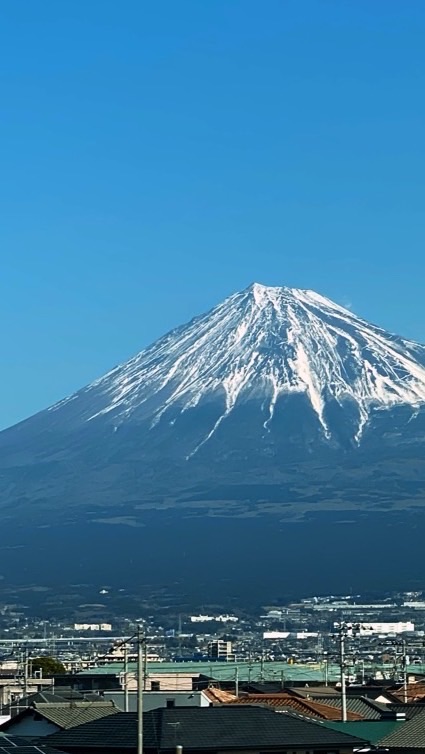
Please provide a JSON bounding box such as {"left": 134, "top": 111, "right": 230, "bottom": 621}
{"left": 1, "top": 589, "right": 425, "bottom": 682}
{"left": 2, "top": 589, "right": 425, "bottom": 751}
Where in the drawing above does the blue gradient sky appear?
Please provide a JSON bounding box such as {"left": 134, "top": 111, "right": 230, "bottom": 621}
{"left": 1, "top": 0, "right": 425, "bottom": 427}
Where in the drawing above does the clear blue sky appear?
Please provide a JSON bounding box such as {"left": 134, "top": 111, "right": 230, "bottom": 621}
{"left": 1, "top": 0, "right": 425, "bottom": 428}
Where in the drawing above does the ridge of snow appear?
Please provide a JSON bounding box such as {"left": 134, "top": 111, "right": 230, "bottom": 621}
{"left": 49, "top": 283, "right": 425, "bottom": 451}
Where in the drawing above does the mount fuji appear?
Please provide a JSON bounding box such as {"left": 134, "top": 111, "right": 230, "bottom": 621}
{"left": 1, "top": 283, "right": 425, "bottom": 604}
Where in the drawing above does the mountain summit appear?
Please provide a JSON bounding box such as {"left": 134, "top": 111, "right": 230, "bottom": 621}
{"left": 49, "top": 281, "right": 425, "bottom": 448}
{"left": 1, "top": 283, "right": 425, "bottom": 601}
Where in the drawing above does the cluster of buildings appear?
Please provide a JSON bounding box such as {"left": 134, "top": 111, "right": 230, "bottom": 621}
{"left": 1, "top": 591, "right": 425, "bottom": 751}
{"left": 3, "top": 658, "right": 425, "bottom": 752}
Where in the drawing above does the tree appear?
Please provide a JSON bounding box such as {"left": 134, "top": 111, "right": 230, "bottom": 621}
{"left": 31, "top": 656, "right": 66, "bottom": 676}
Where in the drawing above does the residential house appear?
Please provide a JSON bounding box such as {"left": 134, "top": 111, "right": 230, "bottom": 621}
{"left": 104, "top": 689, "right": 216, "bottom": 712}
{"left": 0, "top": 677, "right": 54, "bottom": 708}
{"left": 0, "top": 702, "right": 118, "bottom": 739}
{"left": 378, "top": 707, "right": 425, "bottom": 752}
{"left": 226, "top": 693, "right": 363, "bottom": 720}
{"left": 43, "top": 705, "right": 367, "bottom": 754}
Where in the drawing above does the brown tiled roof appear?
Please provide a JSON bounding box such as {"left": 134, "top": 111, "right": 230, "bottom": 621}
{"left": 203, "top": 688, "right": 238, "bottom": 703}
{"left": 394, "top": 684, "right": 425, "bottom": 702}
{"left": 227, "top": 694, "right": 363, "bottom": 721}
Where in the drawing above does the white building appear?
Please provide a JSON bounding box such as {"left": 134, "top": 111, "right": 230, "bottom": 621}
{"left": 121, "top": 672, "right": 200, "bottom": 692}
{"left": 359, "top": 622, "right": 414, "bottom": 635}
{"left": 73, "top": 623, "right": 112, "bottom": 632}
{"left": 0, "top": 678, "right": 54, "bottom": 708}
{"left": 105, "top": 690, "right": 213, "bottom": 711}
{"left": 207, "top": 640, "right": 234, "bottom": 661}
{"left": 190, "top": 614, "right": 238, "bottom": 623}
{"left": 190, "top": 615, "right": 215, "bottom": 623}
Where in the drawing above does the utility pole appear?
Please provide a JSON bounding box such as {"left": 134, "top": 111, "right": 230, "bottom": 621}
{"left": 143, "top": 640, "right": 148, "bottom": 692}
{"left": 337, "top": 622, "right": 366, "bottom": 722}
{"left": 360, "top": 659, "right": 365, "bottom": 686}
{"left": 389, "top": 638, "right": 409, "bottom": 703}
{"left": 178, "top": 614, "right": 182, "bottom": 657}
{"left": 324, "top": 655, "right": 329, "bottom": 687}
{"left": 23, "top": 647, "right": 29, "bottom": 701}
{"left": 235, "top": 666, "right": 239, "bottom": 697}
{"left": 339, "top": 627, "right": 347, "bottom": 722}
{"left": 137, "top": 626, "right": 144, "bottom": 754}
{"left": 402, "top": 639, "right": 408, "bottom": 704}
{"left": 124, "top": 644, "right": 129, "bottom": 712}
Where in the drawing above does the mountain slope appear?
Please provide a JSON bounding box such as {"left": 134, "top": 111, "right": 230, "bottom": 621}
{"left": 1, "top": 283, "right": 425, "bottom": 601}
{"left": 45, "top": 282, "right": 425, "bottom": 441}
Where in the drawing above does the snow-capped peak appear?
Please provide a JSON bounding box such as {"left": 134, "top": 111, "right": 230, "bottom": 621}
{"left": 51, "top": 283, "right": 425, "bottom": 449}
{"left": 250, "top": 282, "right": 354, "bottom": 317}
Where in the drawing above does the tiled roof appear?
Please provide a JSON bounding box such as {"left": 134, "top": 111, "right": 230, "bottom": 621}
{"left": 294, "top": 685, "right": 400, "bottom": 703}
{"left": 319, "top": 696, "right": 425, "bottom": 722}
{"left": 388, "top": 703, "right": 425, "bottom": 720}
{"left": 4, "top": 691, "right": 102, "bottom": 716}
{"left": 289, "top": 686, "right": 340, "bottom": 698}
{"left": 379, "top": 707, "right": 425, "bottom": 748}
{"left": 345, "top": 686, "right": 400, "bottom": 701}
{"left": 307, "top": 695, "right": 385, "bottom": 720}
{"left": 45, "top": 706, "right": 368, "bottom": 750}
{"left": 3, "top": 693, "right": 62, "bottom": 714}
{"left": 203, "top": 688, "right": 237, "bottom": 703}
{"left": 0, "top": 702, "right": 118, "bottom": 733}
{"left": 227, "top": 694, "right": 363, "bottom": 720}
{"left": 323, "top": 720, "right": 404, "bottom": 745}
{"left": 243, "top": 682, "right": 297, "bottom": 694}
{"left": 394, "top": 683, "right": 425, "bottom": 702}
{"left": 17, "top": 693, "right": 60, "bottom": 705}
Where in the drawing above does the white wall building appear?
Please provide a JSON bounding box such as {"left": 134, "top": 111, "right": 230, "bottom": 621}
{"left": 359, "top": 622, "right": 414, "bottom": 635}
{"left": 190, "top": 614, "right": 238, "bottom": 623}
{"left": 105, "top": 690, "right": 213, "bottom": 712}
{"left": 120, "top": 672, "right": 201, "bottom": 692}
{"left": 0, "top": 678, "right": 54, "bottom": 708}
{"left": 207, "top": 640, "right": 234, "bottom": 661}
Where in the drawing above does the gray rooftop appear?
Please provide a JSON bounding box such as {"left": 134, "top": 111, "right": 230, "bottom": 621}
{"left": 0, "top": 702, "right": 118, "bottom": 733}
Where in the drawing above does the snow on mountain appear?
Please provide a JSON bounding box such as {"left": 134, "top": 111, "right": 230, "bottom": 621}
{"left": 49, "top": 282, "right": 425, "bottom": 448}
{"left": 4, "top": 282, "right": 425, "bottom": 603}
